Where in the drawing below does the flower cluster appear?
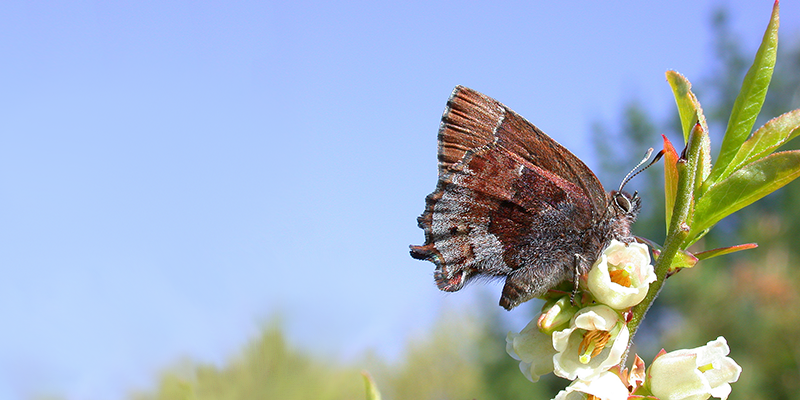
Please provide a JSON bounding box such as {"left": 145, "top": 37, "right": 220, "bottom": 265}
{"left": 506, "top": 240, "right": 742, "bottom": 399}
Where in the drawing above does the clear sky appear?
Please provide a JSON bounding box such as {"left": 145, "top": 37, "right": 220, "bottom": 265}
{"left": 2, "top": 1, "right": 798, "bottom": 399}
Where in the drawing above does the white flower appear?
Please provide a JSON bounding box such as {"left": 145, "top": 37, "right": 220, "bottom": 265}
{"left": 553, "top": 371, "right": 630, "bottom": 400}
{"left": 552, "top": 305, "right": 629, "bottom": 381}
{"left": 587, "top": 240, "right": 656, "bottom": 310}
{"left": 648, "top": 336, "right": 742, "bottom": 400}
{"left": 506, "top": 318, "right": 556, "bottom": 382}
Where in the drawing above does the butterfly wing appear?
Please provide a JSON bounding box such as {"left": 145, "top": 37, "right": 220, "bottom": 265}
{"left": 436, "top": 86, "right": 608, "bottom": 213}
{"left": 411, "top": 86, "right": 610, "bottom": 309}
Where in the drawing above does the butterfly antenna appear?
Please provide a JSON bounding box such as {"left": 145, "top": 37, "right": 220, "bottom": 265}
{"left": 618, "top": 148, "right": 664, "bottom": 192}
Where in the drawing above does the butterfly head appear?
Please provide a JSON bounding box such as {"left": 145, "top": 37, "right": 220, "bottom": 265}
{"left": 609, "top": 147, "right": 660, "bottom": 222}
{"left": 610, "top": 190, "right": 641, "bottom": 219}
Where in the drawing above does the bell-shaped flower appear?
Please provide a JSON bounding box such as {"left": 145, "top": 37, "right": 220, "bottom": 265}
{"left": 647, "top": 336, "right": 742, "bottom": 400}
{"left": 506, "top": 318, "right": 556, "bottom": 382}
{"left": 553, "top": 370, "right": 630, "bottom": 400}
{"left": 587, "top": 240, "right": 656, "bottom": 310}
{"left": 506, "top": 297, "right": 577, "bottom": 382}
{"left": 552, "top": 305, "right": 629, "bottom": 381}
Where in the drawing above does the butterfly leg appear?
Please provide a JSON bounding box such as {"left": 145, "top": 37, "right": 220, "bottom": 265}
{"left": 570, "top": 254, "right": 587, "bottom": 305}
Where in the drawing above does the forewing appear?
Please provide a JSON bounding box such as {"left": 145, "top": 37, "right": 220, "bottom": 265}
{"left": 438, "top": 86, "right": 607, "bottom": 214}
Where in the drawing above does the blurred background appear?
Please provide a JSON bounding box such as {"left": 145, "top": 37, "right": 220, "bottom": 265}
{"left": 2, "top": 1, "right": 800, "bottom": 399}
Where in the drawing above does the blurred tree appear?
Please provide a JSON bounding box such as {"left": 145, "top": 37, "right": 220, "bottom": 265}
{"left": 126, "top": 311, "right": 515, "bottom": 400}
{"left": 381, "top": 309, "right": 491, "bottom": 400}
{"left": 128, "top": 323, "right": 364, "bottom": 400}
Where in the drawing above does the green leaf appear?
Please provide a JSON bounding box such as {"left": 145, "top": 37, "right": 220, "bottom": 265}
{"left": 706, "top": 1, "right": 779, "bottom": 186}
{"left": 694, "top": 243, "right": 758, "bottom": 261}
{"left": 666, "top": 70, "right": 707, "bottom": 142}
{"left": 669, "top": 249, "right": 699, "bottom": 273}
{"left": 362, "top": 371, "right": 383, "bottom": 400}
{"left": 648, "top": 243, "right": 698, "bottom": 273}
{"left": 716, "top": 109, "right": 800, "bottom": 181}
{"left": 689, "top": 150, "right": 800, "bottom": 241}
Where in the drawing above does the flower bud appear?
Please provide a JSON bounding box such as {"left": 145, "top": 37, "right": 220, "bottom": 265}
{"left": 538, "top": 296, "right": 578, "bottom": 334}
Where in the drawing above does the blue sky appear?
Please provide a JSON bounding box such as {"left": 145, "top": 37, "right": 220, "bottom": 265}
{"left": 2, "top": 1, "right": 798, "bottom": 399}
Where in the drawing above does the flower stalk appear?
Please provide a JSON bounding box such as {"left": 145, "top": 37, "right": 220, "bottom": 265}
{"left": 626, "top": 122, "right": 703, "bottom": 346}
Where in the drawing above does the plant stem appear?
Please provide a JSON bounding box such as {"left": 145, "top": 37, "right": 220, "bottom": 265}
{"left": 622, "top": 123, "right": 704, "bottom": 364}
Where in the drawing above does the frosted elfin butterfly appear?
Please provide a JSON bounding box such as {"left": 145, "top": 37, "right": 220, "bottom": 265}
{"left": 410, "top": 86, "right": 644, "bottom": 310}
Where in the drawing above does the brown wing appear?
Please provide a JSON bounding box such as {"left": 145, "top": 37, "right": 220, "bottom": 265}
{"left": 437, "top": 86, "right": 607, "bottom": 214}
{"left": 410, "top": 143, "right": 595, "bottom": 308}
{"left": 411, "top": 86, "right": 610, "bottom": 310}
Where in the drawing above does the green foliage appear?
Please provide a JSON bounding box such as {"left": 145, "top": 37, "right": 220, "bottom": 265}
{"left": 710, "top": 2, "right": 779, "bottom": 186}
{"left": 715, "top": 110, "right": 800, "bottom": 185}
{"left": 693, "top": 242, "right": 757, "bottom": 261}
{"left": 692, "top": 150, "right": 800, "bottom": 239}
{"left": 666, "top": 70, "right": 708, "bottom": 143}
{"left": 659, "top": 2, "right": 799, "bottom": 249}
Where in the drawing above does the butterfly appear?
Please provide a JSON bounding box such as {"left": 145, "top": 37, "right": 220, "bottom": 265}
{"left": 410, "top": 86, "right": 642, "bottom": 310}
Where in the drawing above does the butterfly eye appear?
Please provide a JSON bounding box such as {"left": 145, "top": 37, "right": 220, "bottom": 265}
{"left": 615, "top": 193, "right": 632, "bottom": 213}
